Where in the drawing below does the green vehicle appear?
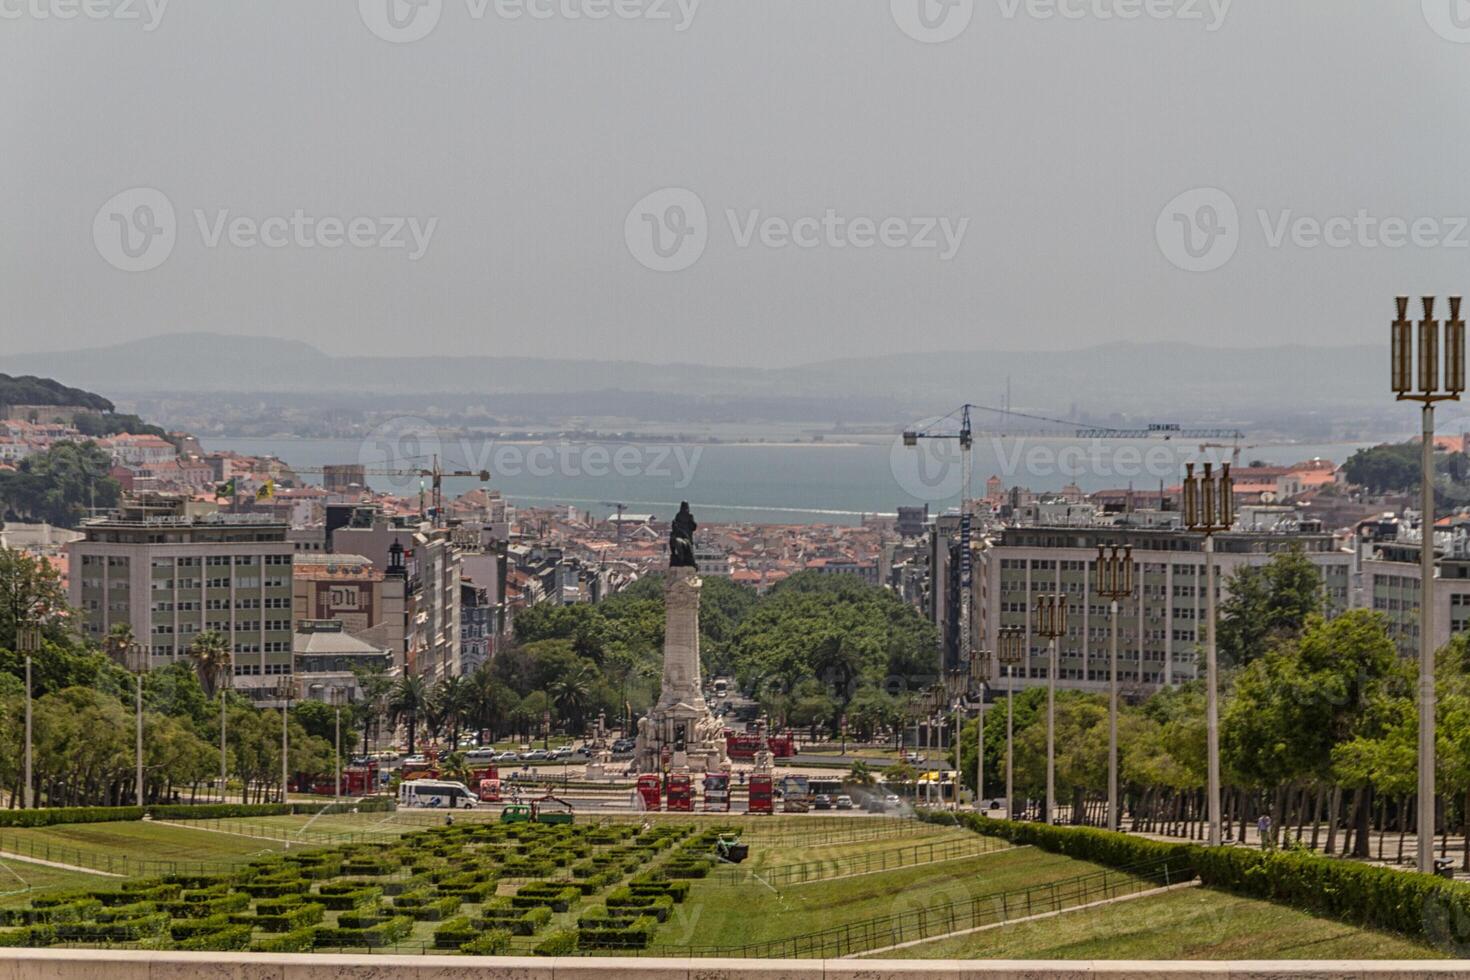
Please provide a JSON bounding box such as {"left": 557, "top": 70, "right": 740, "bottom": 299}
{"left": 499, "top": 804, "right": 533, "bottom": 824}
{"left": 714, "top": 835, "right": 748, "bottom": 863}
{"left": 534, "top": 795, "right": 575, "bottom": 825}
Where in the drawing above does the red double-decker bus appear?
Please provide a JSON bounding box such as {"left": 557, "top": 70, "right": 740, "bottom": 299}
{"left": 747, "top": 774, "right": 774, "bottom": 815}
{"left": 724, "top": 731, "right": 798, "bottom": 760}
{"left": 635, "top": 774, "right": 662, "bottom": 811}
{"left": 665, "top": 773, "right": 693, "bottom": 811}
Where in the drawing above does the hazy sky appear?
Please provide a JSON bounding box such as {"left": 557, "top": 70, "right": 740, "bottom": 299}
{"left": 4, "top": 1, "right": 1469, "bottom": 367}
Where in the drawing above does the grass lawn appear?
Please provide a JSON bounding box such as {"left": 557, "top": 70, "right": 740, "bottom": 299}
{"left": 662, "top": 846, "right": 1101, "bottom": 950}
{"left": 0, "top": 860, "right": 114, "bottom": 908}
{"left": 882, "top": 886, "right": 1446, "bottom": 960}
{"left": 0, "top": 820, "right": 295, "bottom": 872}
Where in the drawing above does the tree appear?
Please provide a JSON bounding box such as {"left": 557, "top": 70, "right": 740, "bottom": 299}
{"left": 0, "top": 441, "right": 120, "bottom": 527}
{"left": 548, "top": 660, "right": 596, "bottom": 732}
{"left": 188, "top": 630, "right": 232, "bottom": 700}
{"left": 1217, "top": 548, "right": 1324, "bottom": 667}
{"left": 351, "top": 661, "right": 394, "bottom": 753}
{"left": 389, "top": 674, "right": 428, "bottom": 755}
{"left": 0, "top": 546, "right": 72, "bottom": 652}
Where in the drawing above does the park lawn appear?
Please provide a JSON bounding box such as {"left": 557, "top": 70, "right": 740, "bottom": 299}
{"left": 882, "top": 886, "right": 1446, "bottom": 960}
{"left": 674, "top": 846, "right": 1101, "bottom": 949}
{"left": 203, "top": 813, "right": 413, "bottom": 844}
{"left": 745, "top": 830, "right": 993, "bottom": 874}
{"left": 0, "top": 861, "right": 115, "bottom": 908}
{"left": 1, "top": 820, "right": 295, "bottom": 869}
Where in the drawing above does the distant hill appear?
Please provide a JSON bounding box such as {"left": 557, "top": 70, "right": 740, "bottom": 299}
{"left": 0, "top": 333, "right": 1390, "bottom": 422}
{"left": 0, "top": 374, "right": 114, "bottom": 412}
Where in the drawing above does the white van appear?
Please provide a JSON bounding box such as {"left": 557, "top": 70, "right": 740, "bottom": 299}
{"left": 399, "top": 778, "right": 478, "bottom": 809}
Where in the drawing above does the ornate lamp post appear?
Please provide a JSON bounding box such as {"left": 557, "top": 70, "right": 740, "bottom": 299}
{"left": 997, "top": 626, "right": 1025, "bottom": 819}
{"left": 121, "top": 643, "right": 147, "bottom": 806}
{"left": 1034, "top": 594, "right": 1068, "bottom": 825}
{"left": 17, "top": 628, "right": 42, "bottom": 809}
{"left": 1392, "top": 295, "right": 1465, "bottom": 873}
{"left": 1182, "top": 460, "right": 1235, "bottom": 847}
{"left": 1095, "top": 545, "right": 1134, "bottom": 831}
{"left": 275, "top": 677, "right": 297, "bottom": 804}
{"left": 971, "top": 648, "right": 991, "bottom": 812}
{"left": 945, "top": 666, "right": 968, "bottom": 811}
{"left": 328, "top": 686, "right": 349, "bottom": 804}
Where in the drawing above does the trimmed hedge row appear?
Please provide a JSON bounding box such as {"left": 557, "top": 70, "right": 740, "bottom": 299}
{"left": 313, "top": 914, "right": 413, "bottom": 948}
{"left": 0, "top": 806, "right": 143, "bottom": 828}
{"left": 460, "top": 929, "right": 512, "bottom": 956}
{"left": 929, "top": 808, "right": 1470, "bottom": 947}
{"left": 532, "top": 927, "right": 578, "bottom": 956}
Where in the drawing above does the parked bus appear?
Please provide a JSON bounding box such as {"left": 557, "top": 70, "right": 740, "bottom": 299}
{"left": 665, "top": 773, "right": 694, "bottom": 812}
{"left": 779, "top": 774, "right": 811, "bottom": 813}
{"left": 725, "top": 731, "right": 798, "bottom": 760}
{"left": 703, "top": 773, "right": 730, "bottom": 812}
{"left": 747, "top": 774, "right": 774, "bottom": 815}
{"left": 399, "top": 779, "right": 478, "bottom": 809}
{"left": 635, "top": 774, "right": 662, "bottom": 811}
{"left": 474, "top": 766, "right": 501, "bottom": 802}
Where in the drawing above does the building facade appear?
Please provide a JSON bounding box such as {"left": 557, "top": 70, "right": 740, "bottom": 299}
{"left": 976, "top": 525, "right": 1353, "bottom": 694}
{"left": 68, "top": 504, "right": 294, "bottom": 702}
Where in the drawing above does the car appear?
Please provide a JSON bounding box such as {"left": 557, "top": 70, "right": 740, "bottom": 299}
{"left": 883, "top": 794, "right": 902, "bottom": 808}
{"left": 522, "top": 749, "right": 550, "bottom": 761}
{"left": 834, "top": 794, "right": 853, "bottom": 810}
{"left": 812, "top": 794, "right": 832, "bottom": 810}
{"left": 549, "top": 747, "right": 574, "bottom": 760}
{"left": 572, "top": 746, "right": 592, "bottom": 758}
{"left": 495, "top": 751, "right": 519, "bottom": 763}
{"left": 861, "top": 795, "right": 886, "bottom": 813}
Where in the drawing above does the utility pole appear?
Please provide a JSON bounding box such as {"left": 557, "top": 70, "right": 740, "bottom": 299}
{"left": 1391, "top": 295, "right": 1465, "bottom": 873}
{"left": 1095, "top": 545, "right": 1134, "bottom": 832}
{"left": 997, "top": 627, "right": 1025, "bottom": 819}
{"left": 1034, "top": 594, "right": 1068, "bottom": 825}
{"left": 1182, "top": 461, "right": 1235, "bottom": 848}
{"left": 18, "top": 628, "right": 41, "bottom": 809}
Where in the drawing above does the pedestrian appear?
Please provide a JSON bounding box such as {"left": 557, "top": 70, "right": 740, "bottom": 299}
{"left": 1257, "top": 812, "right": 1272, "bottom": 850}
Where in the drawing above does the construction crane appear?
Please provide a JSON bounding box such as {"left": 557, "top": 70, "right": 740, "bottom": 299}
{"left": 961, "top": 404, "right": 1244, "bottom": 442}
{"left": 1198, "top": 440, "right": 1263, "bottom": 468}
{"left": 903, "top": 406, "right": 976, "bottom": 680}
{"left": 286, "top": 456, "right": 489, "bottom": 526}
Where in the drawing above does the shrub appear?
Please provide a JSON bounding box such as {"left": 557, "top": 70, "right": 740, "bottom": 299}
{"left": 0, "top": 806, "right": 143, "bottom": 828}
{"left": 169, "top": 913, "right": 230, "bottom": 939}
{"left": 54, "top": 912, "right": 169, "bottom": 942}
{"left": 231, "top": 901, "right": 324, "bottom": 933}
{"left": 578, "top": 913, "right": 658, "bottom": 950}
{"left": 146, "top": 803, "right": 291, "bottom": 820}
{"left": 252, "top": 926, "right": 318, "bottom": 953}
{"left": 313, "top": 914, "right": 413, "bottom": 948}
{"left": 479, "top": 900, "right": 553, "bottom": 935}
{"left": 511, "top": 885, "right": 579, "bottom": 913}
{"left": 532, "top": 927, "right": 578, "bottom": 956}
{"left": 173, "top": 924, "right": 254, "bottom": 951}
{"left": 392, "top": 893, "right": 461, "bottom": 921}
{"left": 0, "top": 898, "right": 100, "bottom": 926}
{"left": 0, "top": 924, "right": 55, "bottom": 947}
{"left": 238, "top": 878, "right": 311, "bottom": 899}
{"left": 432, "top": 916, "right": 478, "bottom": 949}
{"left": 460, "top": 929, "right": 512, "bottom": 956}
{"left": 323, "top": 886, "right": 384, "bottom": 909}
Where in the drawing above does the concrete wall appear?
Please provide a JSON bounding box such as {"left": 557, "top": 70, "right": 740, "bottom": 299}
{"left": 2, "top": 952, "right": 1468, "bottom": 980}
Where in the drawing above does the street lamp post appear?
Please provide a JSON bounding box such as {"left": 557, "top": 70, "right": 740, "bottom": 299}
{"left": 1391, "top": 295, "right": 1465, "bottom": 873}
{"left": 1095, "top": 545, "right": 1134, "bottom": 832}
{"left": 330, "top": 687, "right": 346, "bottom": 805}
{"left": 1034, "top": 594, "right": 1068, "bottom": 825}
{"left": 275, "top": 677, "right": 296, "bottom": 804}
{"left": 220, "top": 690, "right": 228, "bottom": 804}
{"left": 945, "top": 667, "right": 967, "bottom": 811}
{"left": 126, "top": 644, "right": 146, "bottom": 806}
{"left": 997, "top": 627, "right": 1024, "bottom": 820}
{"left": 1182, "top": 460, "right": 1235, "bottom": 848}
{"left": 971, "top": 650, "right": 991, "bottom": 813}
{"left": 17, "top": 628, "right": 41, "bottom": 809}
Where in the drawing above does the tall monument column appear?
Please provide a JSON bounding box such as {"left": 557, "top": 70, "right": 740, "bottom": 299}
{"left": 633, "top": 503, "right": 729, "bottom": 773}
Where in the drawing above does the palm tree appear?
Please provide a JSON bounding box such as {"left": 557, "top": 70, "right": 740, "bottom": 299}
{"left": 189, "top": 630, "right": 232, "bottom": 700}
{"left": 352, "top": 663, "right": 394, "bottom": 754}
{"left": 104, "top": 622, "right": 136, "bottom": 662}
{"left": 429, "top": 678, "right": 470, "bottom": 746}
{"left": 548, "top": 661, "right": 595, "bottom": 733}
{"left": 465, "top": 665, "right": 498, "bottom": 745}
{"left": 389, "top": 674, "right": 428, "bottom": 755}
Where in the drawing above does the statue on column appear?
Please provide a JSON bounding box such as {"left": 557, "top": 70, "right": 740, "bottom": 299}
{"left": 670, "top": 502, "right": 698, "bottom": 569}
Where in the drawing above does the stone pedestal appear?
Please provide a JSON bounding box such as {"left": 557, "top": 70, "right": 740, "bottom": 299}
{"left": 633, "top": 569, "right": 729, "bottom": 773}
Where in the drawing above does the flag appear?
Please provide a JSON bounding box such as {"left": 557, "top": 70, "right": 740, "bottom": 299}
{"left": 214, "top": 478, "right": 236, "bottom": 500}
{"left": 255, "top": 479, "right": 274, "bottom": 501}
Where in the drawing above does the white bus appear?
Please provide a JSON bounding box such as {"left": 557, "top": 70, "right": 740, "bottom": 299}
{"left": 399, "top": 778, "right": 478, "bottom": 809}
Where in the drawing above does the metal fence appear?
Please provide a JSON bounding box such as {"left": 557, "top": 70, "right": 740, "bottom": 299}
{"left": 648, "top": 860, "right": 1189, "bottom": 958}
{"left": 0, "top": 831, "right": 236, "bottom": 878}
{"left": 713, "top": 834, "right": 1004, "bottom": 887}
